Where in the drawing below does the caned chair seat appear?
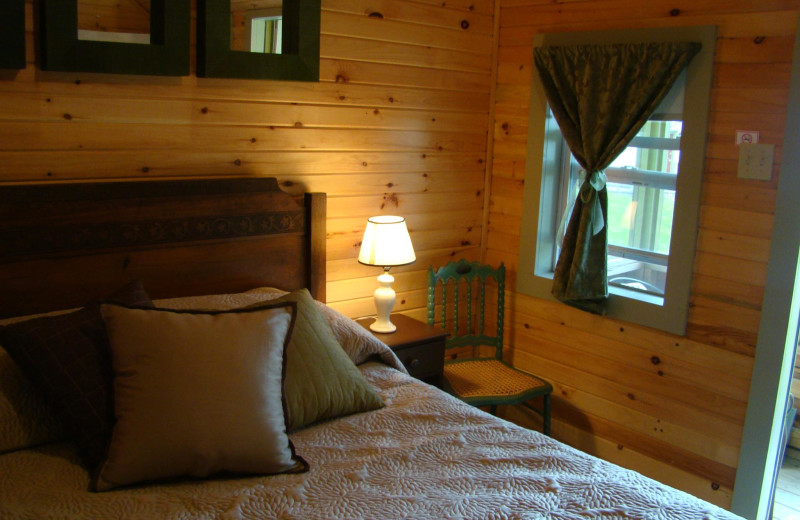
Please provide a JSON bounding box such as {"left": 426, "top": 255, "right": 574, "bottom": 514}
{"left": 444, "top": 359, "right": 552, "bottom": 406}
{"left": 427, "top": 260, "right": 553, "bottom": 435}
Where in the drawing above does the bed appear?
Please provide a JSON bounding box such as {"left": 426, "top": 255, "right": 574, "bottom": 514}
{"left": 0, "top": 177, "right": 742, "bottom": 519}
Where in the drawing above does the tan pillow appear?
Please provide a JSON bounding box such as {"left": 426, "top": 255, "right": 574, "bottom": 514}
{"left": 252, "top": 289, "right": 384, "bottom": 431}
{"left": 96, "top": 302, "right": 307, "bottom": 491}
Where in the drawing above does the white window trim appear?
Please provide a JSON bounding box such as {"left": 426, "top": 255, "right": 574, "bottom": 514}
{"left": 516, "top": 25, "right": 716, "bottom": 335}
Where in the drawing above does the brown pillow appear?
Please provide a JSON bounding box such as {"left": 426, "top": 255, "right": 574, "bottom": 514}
{"left": 96, "top": 301, "right": 307, "bottom": 491}
{"left": 0, "top": 281, "right": 153, "bottom": 468}
{"left": 250, "top": 289, "right": 384, "bottom": 431}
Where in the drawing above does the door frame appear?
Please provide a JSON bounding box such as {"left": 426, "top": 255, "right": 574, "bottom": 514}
{"left": 731, "top": 13, "right": 800, "bottom": 519}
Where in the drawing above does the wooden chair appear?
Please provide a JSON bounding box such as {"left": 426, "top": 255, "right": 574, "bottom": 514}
{"left": 427, "top": 259, "right": 553, "bottom": 435}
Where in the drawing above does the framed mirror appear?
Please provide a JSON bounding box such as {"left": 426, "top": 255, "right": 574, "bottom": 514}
{"left": 0, "top": 0, "right": 25, "bottom": 69}
{"left": 198, "top": 0, "right": 320, "bottom": 81}
{"left": 39, "top": 0, "right": 190, "bottom": 76}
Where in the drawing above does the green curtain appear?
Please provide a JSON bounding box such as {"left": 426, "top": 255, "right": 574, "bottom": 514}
{"left": 533, "top": 42, "right": 700, "bottom": 313}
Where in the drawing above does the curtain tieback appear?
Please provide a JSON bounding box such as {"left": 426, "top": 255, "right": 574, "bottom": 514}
{"left": 579, "top": 170, "right": 607, "bottom": 236}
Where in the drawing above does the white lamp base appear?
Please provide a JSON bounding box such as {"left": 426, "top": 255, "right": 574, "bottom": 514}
{"left": 370, "top": 271, "right": 397, "bottom": 333}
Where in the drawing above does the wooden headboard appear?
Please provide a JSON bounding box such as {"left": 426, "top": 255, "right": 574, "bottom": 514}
{"left": 0, "top": 177, "right": 326, "bottom": 319}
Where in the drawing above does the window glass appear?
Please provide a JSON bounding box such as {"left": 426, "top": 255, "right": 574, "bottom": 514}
{"left": 555, "top": 119, "right": 682, "bottom": 297}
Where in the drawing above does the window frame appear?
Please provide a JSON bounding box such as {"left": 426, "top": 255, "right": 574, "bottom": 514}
{"left": 516, "top": 25, "right": 716, "bottom": 335}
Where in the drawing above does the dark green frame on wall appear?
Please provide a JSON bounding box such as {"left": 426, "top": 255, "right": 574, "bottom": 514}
{"left": 39, "top": 0, "right": 190, "bottom": 76}
{"left": 0, "top": 0, "right": 26, "bottom": 69}
{"left": 197, "top": 0, "right": 320, "bottom": 81}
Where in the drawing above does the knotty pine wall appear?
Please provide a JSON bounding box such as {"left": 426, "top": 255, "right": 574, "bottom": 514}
{"left": 1, "top": 0, "right": 494, "bottom": 320}
{"left": 486, "top": 0, "right": 799, "bottom": 508}
{"left": 4, "top": 0, "right": 798, "bottom": 511}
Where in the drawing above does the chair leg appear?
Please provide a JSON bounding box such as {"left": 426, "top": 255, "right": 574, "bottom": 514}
{"left": 543, "top": 394, "right": 551, "bottom": 437}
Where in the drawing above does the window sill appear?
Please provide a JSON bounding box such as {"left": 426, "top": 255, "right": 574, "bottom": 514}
{"left": 532, "top": 269, "right": 664, "bottom": 306}
{"left": 520, "top": 269, "right": 683, "bottom": 334}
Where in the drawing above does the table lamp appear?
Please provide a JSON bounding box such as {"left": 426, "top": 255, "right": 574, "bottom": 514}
{"left": 358, "top": 215, "right": 416, "bottom": 333}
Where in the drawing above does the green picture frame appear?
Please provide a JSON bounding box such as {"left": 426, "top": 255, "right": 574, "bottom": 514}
{"left": 0, "top": 0, "right": 26, "bottom": 70}
{"left": 39, "top": 0, "right": 190, "bottom": 76}
{"left": 197, "top": 0, "right": 320, "bottom": 81}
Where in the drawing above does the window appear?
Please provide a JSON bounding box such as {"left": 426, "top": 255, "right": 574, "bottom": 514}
{"left": 517, "top": 26, "right": 715, "bottom": 335}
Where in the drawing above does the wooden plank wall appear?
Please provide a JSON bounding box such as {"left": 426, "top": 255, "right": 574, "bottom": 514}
{"left": 0, "top": 0, "right": 495, "bottom": 322}
{"left": 487, "top": 0, "right": 799, "bottom": 509}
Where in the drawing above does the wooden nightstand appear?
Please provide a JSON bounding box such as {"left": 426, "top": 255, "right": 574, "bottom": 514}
{"left": 356, "top": 314, "right": 447, "bottom": 387}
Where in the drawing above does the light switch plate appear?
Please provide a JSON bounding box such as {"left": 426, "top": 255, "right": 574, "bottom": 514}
{"left": 737, "top": 143, "right": 774, "bottom": 180}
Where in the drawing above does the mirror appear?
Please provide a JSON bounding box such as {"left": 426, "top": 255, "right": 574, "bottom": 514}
{"left": 198, "top": 0, "right": 319, "bottom": 81}
{"left": 0, "top": 0, "right": 25, "bottom": 69}
{"left": 77, "top": 0, "right": 151, "bottom": 44}
{"left": 230, "top": 0, "right": 284, "bottom": 54}
{"left": 40, "top": 0, "right": 190, "bottom": 76}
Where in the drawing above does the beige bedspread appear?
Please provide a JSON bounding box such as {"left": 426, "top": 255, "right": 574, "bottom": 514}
{"left": 0, "top": 362, "right": 741, "bottom": 520}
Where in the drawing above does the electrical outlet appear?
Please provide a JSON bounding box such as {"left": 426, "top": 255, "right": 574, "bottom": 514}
{"left": 737, "top": 143, "right": 774, "bottom": 180}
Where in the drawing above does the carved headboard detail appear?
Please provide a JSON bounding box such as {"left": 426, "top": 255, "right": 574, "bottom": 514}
{"left": 0, "top": 177, "right": 326, "bottom": 318}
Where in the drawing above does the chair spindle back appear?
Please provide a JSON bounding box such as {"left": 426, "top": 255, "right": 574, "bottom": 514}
{"left": 427, "top": 260, "right": 505, "bottom": 361}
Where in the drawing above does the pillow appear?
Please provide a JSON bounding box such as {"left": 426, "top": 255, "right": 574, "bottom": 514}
{"left": 0, "top": 347, "right": 64, "bottom": 454}
{"left": 258, "top": 289, "right": 384, "bottom": 431}
{"left": 96, "top": 302, "right": 307, "bottom": 491}
{"left": 315, "top": 302, "right": 408, "bottom": 371}
{"left": 154, "top": 286, "right": 405, "bottom": 372}
{"left": 0, "top": 281, "right": 153, "bottom": 466}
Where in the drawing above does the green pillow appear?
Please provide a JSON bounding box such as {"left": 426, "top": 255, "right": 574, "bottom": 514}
{"left": 252, "top": 289, "right": 384, "bottom": 431}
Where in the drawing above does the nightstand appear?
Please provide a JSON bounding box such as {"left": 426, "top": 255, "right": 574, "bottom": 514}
{"left": 356, "top": 314, "right": 447, "bottom": 387}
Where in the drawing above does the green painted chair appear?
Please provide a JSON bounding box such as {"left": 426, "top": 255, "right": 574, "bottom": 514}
{"left": 427, "top": 259, "right": 553, "bottom": 435}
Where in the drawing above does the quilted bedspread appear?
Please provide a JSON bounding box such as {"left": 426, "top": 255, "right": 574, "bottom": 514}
{"left": 1, "top": 362, "right": 741, "bottom": 520}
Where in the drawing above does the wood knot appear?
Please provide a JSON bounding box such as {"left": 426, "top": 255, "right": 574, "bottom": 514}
{"left": 63, "top": 113, "right": 72, "bottom": 120}
{"left": 294, "top": 121, "right": 303, "bottom": 128}
{"left": 234, "top": 159, "right": 242, "bottom": 166}
{"left": 282, "top": 180, "right": 294, "bottom": 187}
{"left": 141, "top": 166, "right": 149, "bottom": 173}
{"left": 711, "top": 483, "right": 720, "bottom": 491}
{"left": 669, "top": 8, "right": 680, "bottom": 16}
{"left": 201, "top": 107, "right": 209, "bottom": 114}
{"left": 388, "top": 96, "right": 395, "bottom": 103}
{"left": 362, "top": 161, "right": 368, "bottom": 167}
{"left": 368, "top": 11, "right": 383, "bottom": 18}
{"left": 650, "top": 356, "right": 661, "bottom": 365}
{"left": 460, "top": 19, "right": 470, "bottom": 29}
{"left": 335, "top": 74, "right": 348, "bottom": 83}
{"left": 754, "top": 36, "right": 766, "bottom": 44}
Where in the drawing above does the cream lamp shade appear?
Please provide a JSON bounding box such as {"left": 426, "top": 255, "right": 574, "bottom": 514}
{"left": 358, "top": 216, "right": 415, "bottom": 333}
